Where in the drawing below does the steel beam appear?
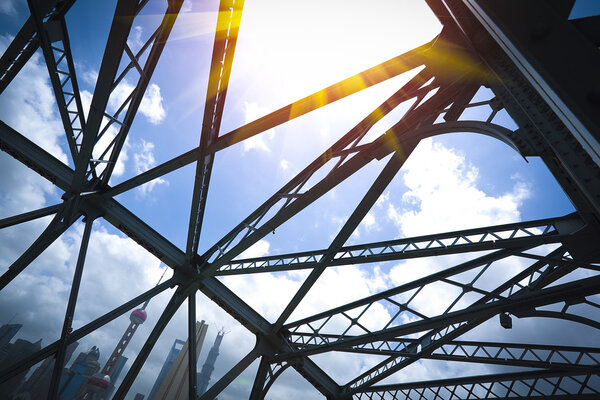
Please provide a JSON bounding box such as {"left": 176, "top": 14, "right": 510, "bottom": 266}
{"left": 26, "top": 0, "right": 86, "bottom": 163}
{"left": 343, "top": 339, "right": 600, "bottom": 372}
{"left": 198, "top": 346, "right": 260, "bottom": 400}
{"left": 216, "top": 214, "right": 580, "bottom": 275}
{"left": 207, "top": 41, "right": 436, "bottom": 154}
{"left": 47, "top": 216, "right": 94, "bottom": 400}
{"left": 70, "top": 0, "right": 138, "bottom": 191}
{"left": 0, "top": 278, "right": 174, "bottom": 385}
{"left": 0, "top": 0, "right": 76, "bottom": 94}
{"left": 281, "top": 274, "right": 600, "bottom": 360}
{"left": 273, "top": 150, "right": 412, "bottom": 330}
{"left": 201, "top": 77, "right": 460, "bottom": 275}
{"left": 0, "top": 203, "right": 62, "bottom": 229}
{"left": 0, "top": 121, "right": 72, "bottom": 190}
{"left": 98, "top": 0, "right": 184, "bottom": 185}
{"left": 0, "top": 206, "right": 81, "bottom": 290}
{"left": 113, "top": 282, "right": 193, "bottom": 400}
{"left": 461, "top": 0, "right": 600, "bottom": 166}
{"left": 186, "top": 0, "right": 244, "bottom": 264}
{"left": 356, "top": 369, "right": 600, "bottom": 400}
{"left": 2, "top": 1, "right": 600, "bottom": 397}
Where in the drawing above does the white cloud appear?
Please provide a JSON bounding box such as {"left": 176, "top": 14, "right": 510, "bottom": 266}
{"left": 139, "top": 83, "right": 167, "bottom": 125}
{"left": 242, "top": 102, "right": 274, "bottom": 153}
{"left": 390, "top": 138, "right": 531, "bottom": 237}
{"left": 127, "top": 25, "right": 144, "bottom": 53}
{"left": 237, "top": 239, "right": 270, "bottom": 259}
{"left": 109, "top": 81, "right": 167, "bottom": 125}
{"left": 181, "top": 0, "right": 193, "bottom": 13}
{"left": 280, "top": 159, "right": 289, "bottom": 170}
{"left": 361, "top": 212, "right": 377, "bottom": 232}
{"left": 382, "top": 138, "right": 535, "bottom": 330}
{"left": 0, "top": 34, "right": 66, "bottom": 221}
{"left": 133, "top": 139, "right": 168, "bottom": 195}
{"left": 375, "top": 190, "right": 389, "bottom": 208}
{"left": 0, "top": 0, "right": 16, "bottom": 15}
{"left": 82, "top": 69, "right": 98, "bottom": 87}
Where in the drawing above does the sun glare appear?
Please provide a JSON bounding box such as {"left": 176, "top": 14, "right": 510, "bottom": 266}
{"left": 230, "top": 0, "right": 442, "bottom": 114}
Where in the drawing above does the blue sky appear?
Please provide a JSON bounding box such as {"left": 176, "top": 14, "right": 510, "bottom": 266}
{"left": 1, "top": 0, "right": 599, "bottom": 399}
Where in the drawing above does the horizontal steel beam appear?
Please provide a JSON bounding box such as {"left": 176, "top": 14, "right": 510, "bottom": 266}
{"left": 356, "top": 369, "right": 599, "bottom": 399}
{"left": 217, "top": 214, "right": 581, "bottom": 275}
{"left": 279, "top": 274, "right": 600, "bottom": 359}
{"left": 343, "top": 339, "right": 600, "bottom": 371}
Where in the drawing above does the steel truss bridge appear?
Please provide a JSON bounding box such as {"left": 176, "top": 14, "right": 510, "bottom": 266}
{"left": 1, "top": 0, "right": 600, "bottom": 399}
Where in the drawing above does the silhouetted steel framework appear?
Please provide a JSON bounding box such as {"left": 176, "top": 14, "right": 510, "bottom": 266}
{"left": 0, "top": 0, "right": 599, "bottom": 399}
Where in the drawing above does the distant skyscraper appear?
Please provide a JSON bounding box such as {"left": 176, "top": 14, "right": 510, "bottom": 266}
{"left": 105, "top": 354, "right": 128, "bottom": 397}
{"left": 16, "top": 341, "right": 78, "bottom": 400}
{"left": 0, "top": 337, "right": 42, "bottom": 398}
{"left": 0, "top": 323, "right": 21, "bottom": 348}
{"left": 77, "top": 301, "right": 151, "bottom": 398}
{"left": 152, "top": 321, "right": 209, "bottom": 400}
{"left": 148, "top": 339, "right": 185, "bottom": 400}
{"left": 77, "top": 272, "right": 166, "bottom": 399}
{"left": 58, "top": 346, "right": 101, "bottom": 400}
{"left": 197, "top": 329, "right": 225, "bottom": 395}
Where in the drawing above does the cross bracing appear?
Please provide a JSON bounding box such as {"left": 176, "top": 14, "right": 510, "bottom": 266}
{"left": 0, "top": 0, "right": 599, "bottom": 399}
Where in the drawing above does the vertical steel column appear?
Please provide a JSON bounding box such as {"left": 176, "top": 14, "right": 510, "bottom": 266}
{"left": 188, "top": 292, "right": 198, "bottom": 399}
{"left": 47, "top": 216, "right": 94, "bottom": 400}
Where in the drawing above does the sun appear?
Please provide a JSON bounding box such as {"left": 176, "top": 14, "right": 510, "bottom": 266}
{"left": 228, "top": 0, "right": 442, "bottom": 114}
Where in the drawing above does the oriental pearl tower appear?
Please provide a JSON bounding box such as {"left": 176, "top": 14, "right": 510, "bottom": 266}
{"left": 79, "top": 270, "right": 166, "bottom": 399}
{"left": 76, "top": 306, "right": 149, "bottom": 400}
{"left": 101, "top": 305, "right": 148, "bottom": 377}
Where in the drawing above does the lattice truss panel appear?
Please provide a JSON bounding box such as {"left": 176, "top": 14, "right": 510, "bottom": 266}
{"left": 0, "top": 0, "right": 599, "bottom": 399}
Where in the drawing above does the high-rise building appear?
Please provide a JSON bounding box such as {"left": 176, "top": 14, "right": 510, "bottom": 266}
{"left": 76, "top": 305, "right": 150, "bottom": 398}
{"left": 148, "top": 338, "right": 185, "bottom": 400}
{"left": 0, "top": 323, "right": 21, "bottom": 348}
{"left": 58, "top": 346, "right": 101, "bottom": 400}
{"left": 152, "top": 321, "right": 209, "bottom": 400}
{"left": 197, "top": 329, "right": 225, "bottom": 395}
{"left": 76, "top": 275, "right": 166, "bottom": 399}
{"left": 0, "top": 338, "right": 42, "bottom": 398}
{"left": 15, "top": 341, "right": 78, "bottom": 400}
{"left": 104, "top": 354, "right": 128, "bottom": 397}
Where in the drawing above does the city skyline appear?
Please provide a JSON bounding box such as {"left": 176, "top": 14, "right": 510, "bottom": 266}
{"left": 1, "top": 0, "right": 600, "bottom": 399}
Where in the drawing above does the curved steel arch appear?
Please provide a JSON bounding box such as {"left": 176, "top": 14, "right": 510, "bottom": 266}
{"left": 0, "top": 0, "right": 599, "bottom": 400}
{"left": 403, "top": 120, "right": 530, "bottom": 156}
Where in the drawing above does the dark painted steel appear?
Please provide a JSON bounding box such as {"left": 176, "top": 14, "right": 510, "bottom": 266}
{"left": 0, "top": 207, "right": 81, "bottom": 291}
{"left": 356, "top": 369, "right": 599, "bottom": 399}
{"left": 343, "top": 339, "right": 600, "bottom": 371}
{"left": 186, "top": 0, "right": 244, "bottom": 264}
{"left": 0, "top": 0, "right": 76, "bottom": 94}
{"left": 99, "top": 0, "right": 184, "bottom": 185}
{"left": 273, "top": 150, "right": 413, "bottom": 330}
{"left": 70, "top": 0, "right": 138, "bottom": 192}
{"left": 47, "top": 217, "right": 94, "bottom": 400}
{"left": 188, "top": 292, "right": 198, "bottom": 398}
{"left": 217, "top": 214, "right": 580, "bottom": 275}
{"left": 1, "top": 1, "right": 600, "bottom": 398}
{"left": 26, "top": 0, "right": 86, "bottom": 163}
{"left": 0, "top": 203, "right": 62, "bottom": 229}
